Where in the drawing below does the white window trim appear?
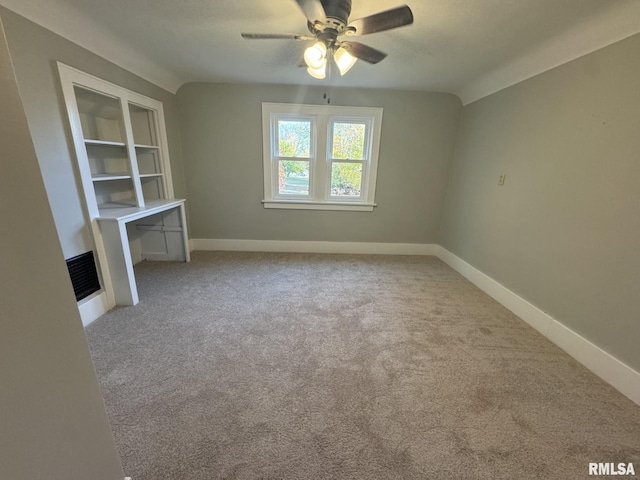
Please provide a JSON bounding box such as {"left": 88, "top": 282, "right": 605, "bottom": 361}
{"left": 262, "top": 102, "right": 383, "bottom": 212}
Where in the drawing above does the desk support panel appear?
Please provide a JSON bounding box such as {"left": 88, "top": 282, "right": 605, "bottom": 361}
{"left": 99, "top": 220, "right": 138, "bottom": 306}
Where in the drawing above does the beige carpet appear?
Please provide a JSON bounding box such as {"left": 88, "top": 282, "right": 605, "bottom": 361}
{"left": 86, "top": 251, "right": 640, "bottom": 479}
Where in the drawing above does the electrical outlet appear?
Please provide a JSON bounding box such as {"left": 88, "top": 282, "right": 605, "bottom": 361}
{"left": 498, "top": 173, "right": 506, "bottom": 186}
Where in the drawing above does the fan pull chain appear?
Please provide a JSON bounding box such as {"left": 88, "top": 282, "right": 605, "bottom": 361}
{"left": 327, "top": 56, "right": 333, "bottom": 104}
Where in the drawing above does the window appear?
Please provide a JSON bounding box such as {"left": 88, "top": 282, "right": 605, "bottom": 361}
{"left": 262, "top": 103, "right": 383, "bottom": 211}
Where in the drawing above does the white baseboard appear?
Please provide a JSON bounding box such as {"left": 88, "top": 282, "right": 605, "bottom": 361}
{"left": 190, "top": 238, "right": 438, "bottom": 256}
{"left": 78, "top": 291, "right": 110, "bottom": 327}
{"left": 436, "top": 246, "right": 640, "bottom": 407}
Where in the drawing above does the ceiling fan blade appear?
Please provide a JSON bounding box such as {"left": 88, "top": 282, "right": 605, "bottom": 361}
{"left": 293, "top": 0, "right": 327, "bottom": 24}
{"left": 241, "top": 33, "right": 314, "bottom": 41}
{"left": 347, "top": 5, "right": 413, "bottom": 36}
{"left": 341, "top": 42, "right": 387, "bottom": 64}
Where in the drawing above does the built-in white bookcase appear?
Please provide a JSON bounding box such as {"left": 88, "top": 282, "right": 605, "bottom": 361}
{"left": 71, "top": 82, "right": 172, "bottom": 210}
{"left": 58, "top": 63, "right": 190, "bottom": 320}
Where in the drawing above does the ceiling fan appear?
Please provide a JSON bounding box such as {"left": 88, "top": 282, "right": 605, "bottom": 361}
{"left": 241, "top": 0, "right": 414, "bottom": 79}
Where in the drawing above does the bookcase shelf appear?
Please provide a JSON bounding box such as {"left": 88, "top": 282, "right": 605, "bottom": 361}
{"left": 92, "top": 173, "right": 132, "bottom": 181}
{"left": 85, "top": 139, "right": 127, "bottom": 147}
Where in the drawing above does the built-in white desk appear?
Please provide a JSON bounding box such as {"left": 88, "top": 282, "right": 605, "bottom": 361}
{"left": 96, "top": 199, "right": 189, "bottom": 306}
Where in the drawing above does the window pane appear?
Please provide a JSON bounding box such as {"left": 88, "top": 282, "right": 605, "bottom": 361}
{"left": 279, "top": 160, "right": 309, "bottom": 196}
{"left": 331, "top": 162, "right": 362, "bottom": 197}
{"left": 278, "top": 120, "right": 311, "bottom": 157}
{"left": 332, "top": 122, "right": 366, "bottom": 160}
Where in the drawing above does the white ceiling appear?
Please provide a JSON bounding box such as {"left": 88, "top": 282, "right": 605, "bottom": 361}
{"left": 2, "top": 0, "right": 640, "bottom": 103}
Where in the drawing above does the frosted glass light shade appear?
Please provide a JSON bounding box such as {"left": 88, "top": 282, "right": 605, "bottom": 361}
{"left": 304, "top": 42, "right": 327, "bottom": 69}
{"left": 334, "top": 47, "right": 357, "bottom": 75}
{"left": 307, "top": 64, "right": 327, "bottom": 79}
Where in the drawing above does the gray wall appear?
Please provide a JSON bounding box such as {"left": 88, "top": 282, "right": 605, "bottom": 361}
{"left": 439, "top": 33, "right": 640, "bottom": 371}
{"left": 0, "top": 7, "right": 187, "bottom": 259}
{"left": 0, "top": 15, "right": 123, "bottom": 480}
{"left": 177, "top": 83, "right": 461, "bottom": 243}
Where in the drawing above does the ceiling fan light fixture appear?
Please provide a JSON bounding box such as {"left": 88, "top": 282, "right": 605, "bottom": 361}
{"left": 307, "top": 64, "right": 327, "bottom": 79}
{"left": 242, "top": 2, "right": 414, "bottom": 80}
{"left": 304, "top": 41, "right": 327, "bottom": 69}
{"left": 334, "top": 47, "right": 357, "bottom": 75}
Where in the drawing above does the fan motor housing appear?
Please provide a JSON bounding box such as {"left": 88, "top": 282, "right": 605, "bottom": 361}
{"left": 308, "top": 0, "right": 351, "bottom": 35}
{"left": 321, "top": 0, "right": 352, "bottom": 24}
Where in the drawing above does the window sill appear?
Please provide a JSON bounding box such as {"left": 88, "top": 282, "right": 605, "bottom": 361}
{"left": 262, "top": 200, "right": 376, "bottom": 212}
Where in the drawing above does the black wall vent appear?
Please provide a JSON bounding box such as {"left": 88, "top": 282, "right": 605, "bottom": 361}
{"left": 66, "top": 251, "right": 101, "bottom": 302}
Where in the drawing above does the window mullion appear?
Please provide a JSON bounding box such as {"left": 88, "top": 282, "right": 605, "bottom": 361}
{"left": 314, "top": 114, "right": 329, "bottom": 201}
{"left": 357, "top": 159, "right": 367, "bottom": 199}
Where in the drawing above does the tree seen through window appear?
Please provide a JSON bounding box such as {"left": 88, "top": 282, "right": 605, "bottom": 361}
{"left": 278, "top": 120, "right": 311, "bottom": 195}
{"left": 331, "top": 122, "right": 366, "bottom": 196}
